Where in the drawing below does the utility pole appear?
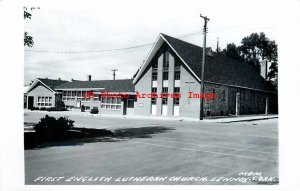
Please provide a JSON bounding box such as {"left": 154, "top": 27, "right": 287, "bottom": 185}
{"left": 199, "top": 14, "right": 209, "bottom": 120}
{"left": 217, "top": 37, "right": 219, "bottom": 53}
{"left": 111, "top": 69, "right": 118, "bottom": 80}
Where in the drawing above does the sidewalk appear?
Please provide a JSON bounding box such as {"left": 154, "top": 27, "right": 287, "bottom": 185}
{"left": 25, "top": 109, "right": 278, "bottom": 123}
{"left": 205, "top": 114, "right": 278, "bottom": 123}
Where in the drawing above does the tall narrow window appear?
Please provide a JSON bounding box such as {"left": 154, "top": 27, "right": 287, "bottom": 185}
{"left": 163, "top": 72, "right": 168, "bottom": 80}
{"left": 174, "top": 71, "right": 180, "bottom": 80}
{"left": 162, "top": 87, "right": 168, "bottom": 93}
{"left": 162, "top": 98, "right": 168, "bottom": 105}
{"left": 222, "top": 90, "right": 225, "bottom": 101}
{"left": 163, "top": 51, "right": 169, "bottom": 69}
{"left": 175, "top": 58, "right": 180, "bottom": 69}
{"left": 174, "top": 87, "right": 180, "bottom": 93}
{"left": 173, "top": 98, "right": 180, "bottom": 105}
{"left": 152, "top": 62, "right": 158, "bottom": 70}
{"left": 152, "top": 60, "right": 158, "bottom": 82}
{"left": 151, "top": 98, "right": 156, "bottom": 104}
{"left": 162, "top": 87, "right": 168, "bottom": 105}
{"left": 152, "top": 72, "right": 157, "bottom": 81}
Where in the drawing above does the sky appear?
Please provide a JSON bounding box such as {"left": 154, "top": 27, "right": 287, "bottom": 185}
{"left": 24, "top": 0, "right": 278, "bottom": 85}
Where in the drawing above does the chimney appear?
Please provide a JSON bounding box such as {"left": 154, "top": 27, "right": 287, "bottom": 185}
{"left": 260, "top": 60, "right": 268, "bottom": 79}
{"left": 58, "top": 77, "right": 61, "bottom": 81}
{"left": 88, "top": 75, "right": 91, "bottom": 81}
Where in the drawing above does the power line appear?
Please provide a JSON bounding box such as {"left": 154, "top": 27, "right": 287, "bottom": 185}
{"left": 24, "top": 26, "right": 275, "bottom": 54}
{"left": 24, "top": 43, "right": 154, "bottom": 54}
{"left": 25, "top": 44, "right": 150, "bottom": 65}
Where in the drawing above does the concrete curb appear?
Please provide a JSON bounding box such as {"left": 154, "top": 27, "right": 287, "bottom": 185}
{"left": 216, "top": 116, "right": 278, "bottom": 123}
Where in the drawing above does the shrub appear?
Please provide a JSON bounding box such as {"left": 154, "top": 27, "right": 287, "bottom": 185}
{"left": 30, "top": 107, "right": 39, "bottom": 111}
{"left": 56, "top": 100, "right": 66, "bottom": 109}
{"left": 34, "top": 115, "right": 74, "bottom": 142}
{"left": 46, "top": 107, "right": 68, "bottom": 112}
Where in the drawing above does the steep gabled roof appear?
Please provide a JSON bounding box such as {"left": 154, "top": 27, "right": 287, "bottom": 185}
{"left": 37, "top": 78, "right": 69, "bottom": 90}
{"left": 27, "top": 78, "right": 69, "bottom": 93}
{"left": 56, "top": 79, "right": 135, "bottom": 92}
{"left": 134, "top": 33, "right": 274, "bottom": 92}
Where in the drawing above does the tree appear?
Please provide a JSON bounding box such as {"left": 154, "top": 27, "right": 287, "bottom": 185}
{"left": 24, "top": 32, "right": 34, "bottom": 47}
{"left": 24, "top": 7, "right": 39, "bottom": 47}
{"left": 223, "top": 32, "right": 278, "bottom": 82}
{"left": 222, "top": 43, "right": 241, "bottom": 61}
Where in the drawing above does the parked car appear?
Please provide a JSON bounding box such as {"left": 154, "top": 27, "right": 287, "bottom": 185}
{"left": 90, "top": 107, "right": 99, "bottom": 114}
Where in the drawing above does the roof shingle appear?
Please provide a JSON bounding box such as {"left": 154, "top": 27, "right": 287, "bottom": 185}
{"left": 38, "top": 78, "right": 68, "bottom": 90}
{"left": 56, "top": 79, "right": 135, "bottom": 92}
{"left": 161, "top": 33, "right": 273, "bottom": 92}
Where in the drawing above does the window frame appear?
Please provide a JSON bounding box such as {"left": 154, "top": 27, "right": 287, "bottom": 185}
{"left": 100, "top": 97, "right": 122, "bottom": 110}
{"left": 37, "top": 96, "right": 52, "bottom": 107}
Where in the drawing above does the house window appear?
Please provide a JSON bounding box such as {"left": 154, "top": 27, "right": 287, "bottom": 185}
{"left": 81, "top": 91, "right": 85, "bottom": 98}
{"left": 37, "top": 96, "right": 52, "bottom": 107}
{"left": 152, "top": 87, "right": 157, "bottom": 93}
{"left": 63, "top": 91, "right": 67, "bottom": 96}
{"left": 100, "top": 97, "right": 122, "bottom": 110}
{"left": 163, "top": 72, "right": 168, "bottom": 80}
{"left": 174, "top": 71, "right": 180, "bottom": 80}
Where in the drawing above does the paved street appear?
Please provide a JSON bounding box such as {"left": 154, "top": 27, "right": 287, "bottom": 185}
{"left": 24, "top": 111, "right": 278, "bottom": 185}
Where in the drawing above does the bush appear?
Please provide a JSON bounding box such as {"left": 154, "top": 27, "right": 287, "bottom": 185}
{"left": 46, "top": 107, "right": 68, "bottom": 112}
{"left": 30, "top": 107, "right": 39, "bottom": 111}
{"left": 34, "top": 115, "right": 74, "bottom": 142}
{"left": 56, "top": 100, "right": 66, "bottom": 109}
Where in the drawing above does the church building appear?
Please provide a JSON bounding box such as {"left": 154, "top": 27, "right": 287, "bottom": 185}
{"left": 133, "top": 33, "right": 277, "bottom": 119}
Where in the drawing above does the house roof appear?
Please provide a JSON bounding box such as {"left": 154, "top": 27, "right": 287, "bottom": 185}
{"left": 24, "top": 85, "right": 30, "bottom": 94}
{"left": 27, "top": 78, "right": 69, "bottom": 93}
{"left": 134, "top": 33, "right": 274, "bottom": 92}
{"left": 37, "top": 78, "right": 69, "bottom": 90}
{"left": 56, "top": 79, "right": 135, "bottom": 92}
